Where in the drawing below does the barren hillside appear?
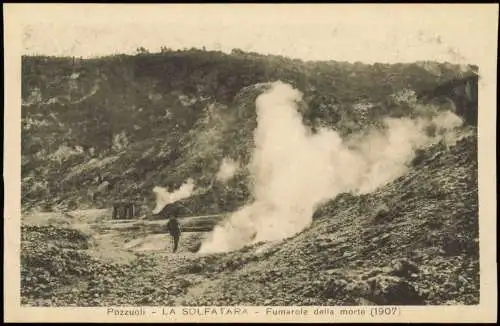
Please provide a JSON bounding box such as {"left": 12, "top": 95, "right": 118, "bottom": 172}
{"left": 21, "top": 129, "right": 478, "bottom": 306}
{"left": 20, "top": 50, "right": 479, "bottom": 306}
{"left": 21, "top": 50, "right": 474, "bottom": 214}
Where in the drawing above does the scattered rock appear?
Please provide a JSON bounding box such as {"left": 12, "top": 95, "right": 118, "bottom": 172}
{"left": 390, "top": 258, "right": 420, "bottom": 278}
{"left": 365, "top": 275, "right": 424, "bottom": 305}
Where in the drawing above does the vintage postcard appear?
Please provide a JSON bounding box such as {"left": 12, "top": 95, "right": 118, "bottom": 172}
{"left": 3, "top": 3, "right": 498, "bottom": 323}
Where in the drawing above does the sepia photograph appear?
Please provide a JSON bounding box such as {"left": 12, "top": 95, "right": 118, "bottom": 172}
{"left": 4, "top": 3, "right": 498, "bottom": 323}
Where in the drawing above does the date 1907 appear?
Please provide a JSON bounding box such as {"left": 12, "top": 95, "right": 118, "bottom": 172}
{"left": 370, "top": 307, "right": 400, "bottom": 318}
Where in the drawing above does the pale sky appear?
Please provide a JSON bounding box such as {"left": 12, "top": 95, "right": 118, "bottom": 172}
{"left": 7, "top": 4, "right": 499, "bottom": 64}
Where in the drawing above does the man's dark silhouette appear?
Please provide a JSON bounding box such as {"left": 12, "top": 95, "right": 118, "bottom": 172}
{"left": 165, "top": 216, "right": 181, "bottom": 253}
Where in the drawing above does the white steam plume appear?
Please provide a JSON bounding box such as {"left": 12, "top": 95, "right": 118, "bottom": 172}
{"left": 152, "top": 178, "right": 196, "bottom": 214}
{"left": 216, "top": 158, "right": 240, "bottom": 183}
{"left": 198, "top": 81, "right": 464, "bottom": 253}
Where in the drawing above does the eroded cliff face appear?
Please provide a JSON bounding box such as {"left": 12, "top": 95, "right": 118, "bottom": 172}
{"left": 418, "top": 73, "right": 479, "bottom": 126}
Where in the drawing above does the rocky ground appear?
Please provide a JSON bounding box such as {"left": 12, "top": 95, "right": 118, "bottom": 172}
{"left": 20, "top": 132, "right": 479, "bottom": 306}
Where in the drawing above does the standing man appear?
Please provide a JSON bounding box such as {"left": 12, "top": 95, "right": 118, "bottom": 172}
{"left": 165, "top": 216, "right": 181, "bottom": 253}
